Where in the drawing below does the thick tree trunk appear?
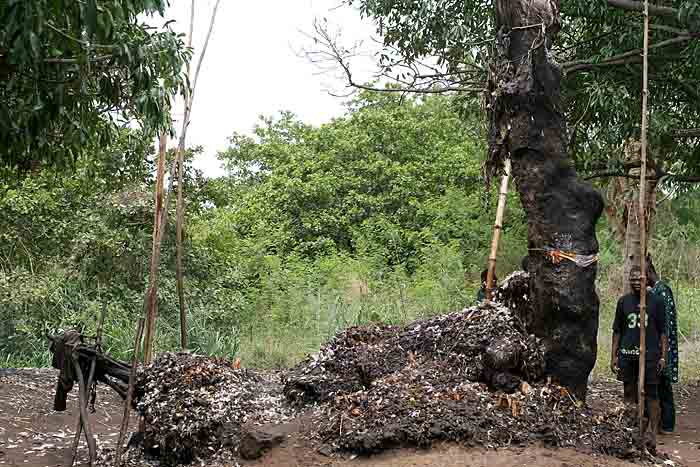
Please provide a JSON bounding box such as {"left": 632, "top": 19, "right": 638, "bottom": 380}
{"left": 490, "top": 0, "right": 604, "bottom": 399}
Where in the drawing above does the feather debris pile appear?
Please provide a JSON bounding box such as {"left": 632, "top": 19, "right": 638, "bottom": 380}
{"left": 309, "top": 362, "right": 642, "bottom": 459}
{"left": 283, "top": 274, "right": 652, "bottom": 461}
{"left": 130, "top": 352, "right": 296, "bottom": 466}
{"left": 284, "top": 301, "right": 545, "bottom": 406}
{"left": 100, "top": 273, "right": 655, "bottom": 465}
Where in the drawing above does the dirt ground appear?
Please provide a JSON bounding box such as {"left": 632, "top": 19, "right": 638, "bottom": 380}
{"left": 1, "top": 369, "right": 699, "bottom": 467}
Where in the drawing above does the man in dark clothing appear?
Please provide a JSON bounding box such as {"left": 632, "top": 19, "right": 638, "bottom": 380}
{"left": 647, "top": 255, "right": 679, "bottom": 434}
{"left": 611, "top": 265, "right": 668, "bottom": 449}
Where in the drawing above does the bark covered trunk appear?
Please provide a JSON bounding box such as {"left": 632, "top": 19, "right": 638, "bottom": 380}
{"left": 490, "top": 0, "right": 604, "bottom": 399}
{"left": 605, "top": 176, "right": 628, "bottom": 243}
{"left": 622, "top": 171, "right": 657, "bottom": 294}
{"left": 606, "top": 141, "right": 658, "bottom": 295}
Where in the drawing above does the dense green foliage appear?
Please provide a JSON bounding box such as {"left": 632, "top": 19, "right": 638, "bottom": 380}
{"left": 0, "top": 0, "right": 190, "bottom": 170}
{"left": 343, "top": 0, "right": 700, "bottom": 178}
{"left": 0, "top": 93, "right": 529, "bottom": 366}
{"left": 213, "top": 93, "right": 524, "bottom": 269}
{"left": 1, "top": 92, "right": 698, "bottom": 377}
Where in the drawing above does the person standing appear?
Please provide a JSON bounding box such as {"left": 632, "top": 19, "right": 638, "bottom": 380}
{"left": 611, "top": 265, "right": 668, "bottom": 449}
{"left": 647, "top": 255, "right": 679, "bottom": 434}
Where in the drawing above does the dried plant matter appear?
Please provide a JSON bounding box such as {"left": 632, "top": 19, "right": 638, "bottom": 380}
{"left": 94, "top": 275, "right": 659, "bottom": 466}
{"left": 134, "top": 352, "right": 295, "bottom": 466}
{"left": 284, "top": 301, "right": 544, "bottom": 406}
{"left": 311, "top": 362, "right": 643, "bottom": 459}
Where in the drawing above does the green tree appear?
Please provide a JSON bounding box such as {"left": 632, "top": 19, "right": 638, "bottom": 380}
{"left": 214, "top": 91, "right": 525, "bottom": 272}
{"left": 0, "top": 0, "right": 190, "bottom": 170}
{"left": 308, "top": 0, "right": 700, "bottom": 397}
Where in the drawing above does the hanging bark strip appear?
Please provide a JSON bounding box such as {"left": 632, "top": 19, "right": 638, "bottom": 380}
{"left": 637, "top": 0, "right": 651, "bottom": 437}
{"left": 116, "top": 318, "right": 145, "bottom": 466}
{"left": 486, "top": 159, "right": 511, "bottom": 300}
{"left": 175, "top": 0, "right": 221, "bottom": 350}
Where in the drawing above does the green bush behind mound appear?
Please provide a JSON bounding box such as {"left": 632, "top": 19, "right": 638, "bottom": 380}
{"left": 1, "top": 93, "right": 699, "bottom": 379}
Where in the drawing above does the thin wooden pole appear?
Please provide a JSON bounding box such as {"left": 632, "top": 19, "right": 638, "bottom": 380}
{"left": 86, "top": 305, "right": 106, "bottom": 411}
{"left": 143, "top": 132, "right": 168, "bottom": 364}
{"left": 638, "top": 0, "right": 650, "bottom": 438}
{"left": 70, "top": 307, "right": 105, "bottom": 467}
{"left": 175, "top": 0, "right": 221, "bottom": 350}
{"left": 71, "top": 354, "right": 96, "bottom": 467}
{"left": 486, "top": 158, "right": 511, "bottom": 300}
{"left": 115, "top": 319, "right": 145, "bottom": 467}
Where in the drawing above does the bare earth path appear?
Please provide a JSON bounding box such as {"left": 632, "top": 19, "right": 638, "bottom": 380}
{"left": 1, "top": 369, "right": 698, "bottom": 467}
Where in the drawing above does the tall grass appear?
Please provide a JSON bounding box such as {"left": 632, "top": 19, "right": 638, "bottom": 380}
{"left": 2, "top": 227, "right": 699, "bottom": 380}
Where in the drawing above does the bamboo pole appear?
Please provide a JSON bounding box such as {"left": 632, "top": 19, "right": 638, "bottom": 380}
{"left": 637, "top": 0, "right": 650, "bottom": 438}
{"left": 115, "top": 318, "right": 145, "bottom": 467}
{"left": 486, "top": 158, "right": 511, "bottom": 300}
{"left": 175, "top": 0, "right": 222, "bottom": 350}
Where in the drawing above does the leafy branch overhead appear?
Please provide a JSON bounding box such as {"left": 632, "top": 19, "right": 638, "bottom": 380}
{"left": 307, "top": 0, "right": 700, "bottom": 181}
{"left": 0, "top": 0, "right": 191, "bottom": 170}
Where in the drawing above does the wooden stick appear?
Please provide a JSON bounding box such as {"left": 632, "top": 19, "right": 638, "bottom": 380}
{"left": 638, "top": 0, "right": 650, "bottom": 438}
{"left": 86, "top": 305, "right": 106, "bottom": 412}
{"left": 71, "top": 355, "right": 96, "bottom": 467}
{"left": 175, "top": 0, "right": 196, "bottom": 351}
{"left": 143, "top": 132, "right": 169, "bottom": 364}
{"left": 486, "top": 158, "right": 511, "bottom": 300}
{"left": 175, "top": 0, "right": 222, "bottom": 351}
{"left": 115, "top": 318, "right": 145, "bottom": 467}
{"left": 69, "top": 409, "right": 82, "bottom": 466}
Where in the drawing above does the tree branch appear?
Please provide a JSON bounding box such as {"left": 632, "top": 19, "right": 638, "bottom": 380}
{"left": 44, "top": 55, "right": 114, "bottom": 64}
{"left": 650, "top": 24, "right": 689, "bottom": 35}
{"left": 585, "top": 170, "right": 700, "bottom": 183}
{"left": 303, "top": 19, "right": 483, "bottom": 96}
{"left": 606, "top": 0, "right": 678, "bottom": 17}
{"left": 674, "top": 128, "right": 700, "bottom": 137}
{"left": 563, "top": 35, "right": 694, "bottom": 73}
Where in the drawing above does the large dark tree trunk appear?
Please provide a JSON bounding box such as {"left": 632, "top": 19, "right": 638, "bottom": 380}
{"left": 490, "top": 0, "right": 604, "bottom": 399}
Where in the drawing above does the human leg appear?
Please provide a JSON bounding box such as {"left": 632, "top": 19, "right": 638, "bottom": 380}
{"left": 645, "top": 383, "right": 660, "bottom": 451}
{"left": 659, "top": 374, "right": 676, "bottom": 433}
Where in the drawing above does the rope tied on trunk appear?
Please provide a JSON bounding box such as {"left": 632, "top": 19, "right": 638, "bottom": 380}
{"left": 529, "top": 248, "right": 599, "bottom": 268}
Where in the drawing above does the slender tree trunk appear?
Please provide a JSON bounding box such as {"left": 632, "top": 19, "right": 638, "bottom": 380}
{"left": 143, "top": 132, "right": 168, "bottom": 364}
{"left": 619, "top": 140, "right": 658, "bottom": 295}
{"left": 176, "top": 153, "right": 187, "bottom": 350}
{"left": 174, "top": 0, "right": 221, "bottom": 350}
{"left": 605, "top": 175, "right": 629, "bottom": 243}
{"left": 622, "top": 175, "right": 657, "bottom": 294}
{"left": 490, "top": 0, "right": 604, "bottom": 399}
{"left": 176, "top": 0, "right": 196, "bottom": 351}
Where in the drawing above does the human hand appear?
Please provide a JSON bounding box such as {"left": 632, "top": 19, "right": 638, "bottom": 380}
{"left": 657, "top": 357, "right": 666, "bottom": 374}
{"left": 610, "top": 357, "right": 619, "bottom": 375}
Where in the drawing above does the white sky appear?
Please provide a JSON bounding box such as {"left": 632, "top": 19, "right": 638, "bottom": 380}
{"left": 159, "top": 0, "right": 378, "bottom": 177}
